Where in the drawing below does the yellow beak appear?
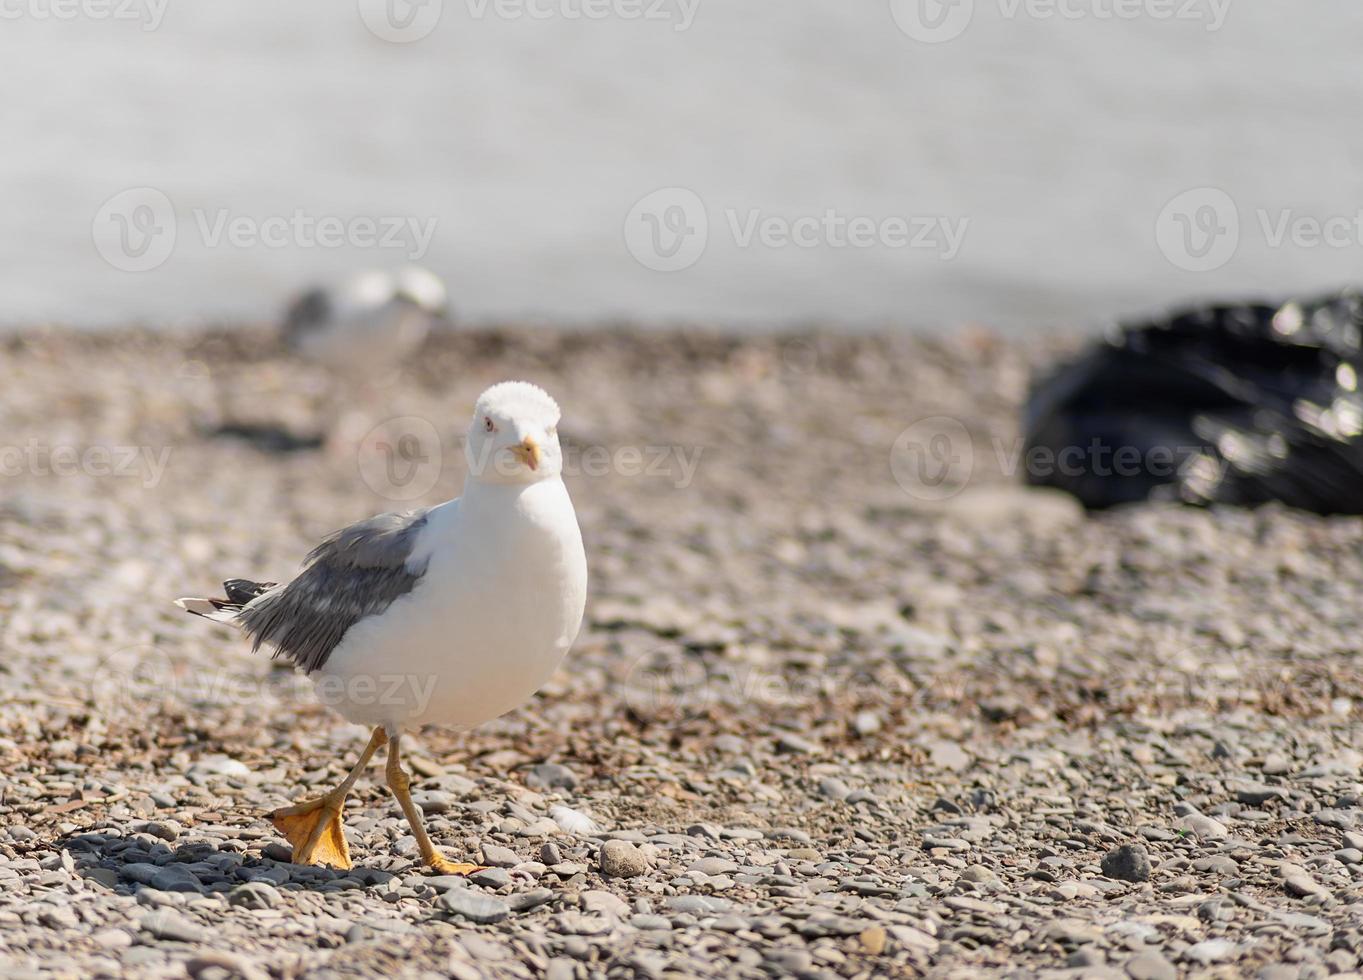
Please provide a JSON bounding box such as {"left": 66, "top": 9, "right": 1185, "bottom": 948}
{"left": 509, "top": 437, "right": 541, "bottom": 471}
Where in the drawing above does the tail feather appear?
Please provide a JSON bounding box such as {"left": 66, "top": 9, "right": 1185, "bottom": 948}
{"left": 176, "top": 579, "right": 277, "bottom": 626}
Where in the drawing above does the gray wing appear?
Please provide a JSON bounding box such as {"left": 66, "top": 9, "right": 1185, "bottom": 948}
{"left": 238, "top": 509, "right": 430, "bottom": 673}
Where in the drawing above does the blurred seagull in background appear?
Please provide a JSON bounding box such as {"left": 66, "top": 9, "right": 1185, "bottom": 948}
{"left": 282, "top": 266, "right": 448, "bottom": 379}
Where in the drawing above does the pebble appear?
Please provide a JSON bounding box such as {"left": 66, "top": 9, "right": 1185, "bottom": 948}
{"left": 469, "top": 868, "right": 512, "bottom": 890}
{"left": 506, "top": 888, "right": 554, "bottom": 912}
{"left": 149, "top": 865, "right": 204, "bottom": 894}
{"left": 226, "top": 881, "right": 279, "bottom": 910}
{"left": 1101, "top": 844, "right": 1151, "bottom": 882}
{"left": 1184, "top": 939, "right": 1237, "bottom": 965}
{"left": 141, "top": 910, "right": 207, "bottom": 944}
{"left": 440, "top": 890, "right": 511, "bottom": 924}
{"left": 1280, "top": 864, "right": 1328, "bottom": 899}
{"left": 599, "top": 840, "right": 649, "bottom": 878}
{"left": 1125, "top": 950, "right": 1177, "bottom": 980}
{"left": 526, "top": 763, "right": 579, "bottom": 791}
{"left": 481, "top": 844, "right": 521, "bottom": 868}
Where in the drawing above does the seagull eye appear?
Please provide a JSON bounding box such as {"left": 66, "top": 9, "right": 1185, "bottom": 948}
{"left": 484, "top": 417, "right": 496, "bottom": 433}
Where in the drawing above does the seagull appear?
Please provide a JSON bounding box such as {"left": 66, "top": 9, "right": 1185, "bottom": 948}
{"left": 176, "top": 382, "right": 587, "bottom": 874}
{"left": 281, "top": 267, "right": 448, "bottom": 378}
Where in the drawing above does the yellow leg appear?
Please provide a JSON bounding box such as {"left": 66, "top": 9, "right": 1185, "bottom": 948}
{"left": 270, "top": 726, "right": 387, "bottom": 869}
{"left": 385, "top": 733, "right": 485, "bottom": 876}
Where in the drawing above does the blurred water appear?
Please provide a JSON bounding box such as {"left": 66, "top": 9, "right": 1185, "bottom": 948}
{"left": 3, "top": 1, "right": 1363, "bottom": 331}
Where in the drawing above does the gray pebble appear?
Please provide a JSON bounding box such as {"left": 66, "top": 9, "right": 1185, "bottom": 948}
{"left": 1125, "top": 950, "right": 1177, "bottom": 980}
{"left": 226, "top": 881, "right": 279, "bottom": 910}
{"left": 440, "top": 889, "right": 510, "bottom": 924}
{"left": 1101, "top": 844, "right": 1152, "bottom": 882}
{"left": 141, "top": 910, "right": 207, "bottom": 944}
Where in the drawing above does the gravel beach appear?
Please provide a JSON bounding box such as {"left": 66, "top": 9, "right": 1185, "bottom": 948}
{"left": 1, "top": 325, "right": 1362, "bottom": 979}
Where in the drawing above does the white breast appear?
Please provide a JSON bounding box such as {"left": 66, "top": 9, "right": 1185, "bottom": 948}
{"left": 315, "top": 478, "right": 587, "bottom": 731}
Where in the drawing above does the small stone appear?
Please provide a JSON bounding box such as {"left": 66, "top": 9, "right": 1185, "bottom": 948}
{"left": 507, "top": 889, "right": 553, "bottom": 913}
{"left": 1125, "top": 950, "right": 1177, "bottom": 980}
{"left": 775, "top": 732, "right": 819, "bottom": 755}
{"left": 1236, "top": 784, "right": 1288, "bottom": 806}
{"left": 440, "top": 889, "right": 510, "bottom": 924}
{"left": 149, "top": 865, "right": 204, "bottom": 894}
{"left": 818, "top": 777, "right": 851, "bottom": 800}
{"left": 141, "top": 910, "right": 208, "bottom": 944}
{"left": 688, "top": 857, "right": 739, "bottom": 876}
{"left": 1069, "top": 947, "right": 1105, "bottom": 968}
{"left": 599, "top": 840, "right": 649, "bottom": 878}
{"left": 481, "top": 844, "right": 520, "bottom": 868}
{"left": 1177, "top": 813, "right": 1228, "bottom": 839}
{"left": 859, "top": 925, "right": 887, "bottom": 955}
{"left": 133, "top": 820, "right": 181, "bottom": 841}
{"left": 526, "top": 763, "right": 579, "bottom": 791}
{"left": 469, "top": 867, "right": 512, "bottom": 890}
{"left": 1261, "top": 754, "right": 1292, "bottom": 775}
{"left": 960, "top": 864, "right": 998, "bottom": 883}
{"left": 1280, "top": 863, "right": 1327, "bottom": 898}
{"left": 1183, "top": 939, "right": 1236, "bottom": 965}
{"left": 929, "top": 742, "right": 970, "bottom": 772}
{"left": 540, "top": 843, "right": 562, "bottom": 865}
{"left": 631, "top": 914, "right": 672, "bottom": 930}
{"left": 92, "top": 928, "right": 132, "bottom": 950}
{"left": 852, "top": 712, "right": 882, "bottom": 736}
{"left": 40, "top": 906, "right": 79, "bottom": 929}
{"left": 580, "top": 890, "right": 630, "bottom": 918}
{"left": 1101, "top": 844, "right": 1152, "bottom": 882}
{"left": 227, "top": 881, "right": 279, "bottom": 910}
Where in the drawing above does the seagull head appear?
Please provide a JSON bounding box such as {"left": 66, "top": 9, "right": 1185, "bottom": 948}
{"left": 466, "top": 381, "right": 564, "bottom": 484}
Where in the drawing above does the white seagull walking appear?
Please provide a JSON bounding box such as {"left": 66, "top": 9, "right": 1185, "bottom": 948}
{"left": 176, "top": 382, "right": 587, "bottom": 874}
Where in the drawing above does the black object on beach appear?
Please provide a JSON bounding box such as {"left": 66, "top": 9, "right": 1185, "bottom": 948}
{"left": 1022, "top": 288, "right": 1363, "bottom": 514}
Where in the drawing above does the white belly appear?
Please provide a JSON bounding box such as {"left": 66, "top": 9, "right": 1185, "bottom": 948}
{"left": 311, "top": 479, "right": 587, "bottom": 731}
